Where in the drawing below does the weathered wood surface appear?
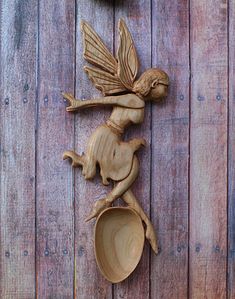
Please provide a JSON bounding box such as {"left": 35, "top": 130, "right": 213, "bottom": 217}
{"left": 151, "top": 0, "right": 189, "bottom": 298}
{"left": 74, "top": 1, "right": 113, "bottom": 298}
{"left": 228, "top": 1, "right": 235, "bottom": 298}
{"left": 113, "top": 1, "right": 152, "bottom": 298}
{"left": 0, "top": 0, "right": 37, "bottom": 298}
{"left": 0, "top": 0, "right": 233, "bottom": 298}
{"left": 189, "top": 0, "right": 228, "bottom": 298}
{"left": 36, "top": 1, "right": 75, "bottom": 298}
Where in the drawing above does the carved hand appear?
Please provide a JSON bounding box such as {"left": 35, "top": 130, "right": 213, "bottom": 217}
{"left": 62, "top": 92, "right": 82, "bottom": 112}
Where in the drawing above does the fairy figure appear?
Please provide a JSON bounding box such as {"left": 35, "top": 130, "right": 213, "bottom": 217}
{"left": 63, "top": 19, "right": 169, "bottom": 254}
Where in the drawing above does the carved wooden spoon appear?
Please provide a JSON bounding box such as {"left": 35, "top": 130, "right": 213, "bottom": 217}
{"left": 94, "top": 207, "right": 145, "bottom": 283}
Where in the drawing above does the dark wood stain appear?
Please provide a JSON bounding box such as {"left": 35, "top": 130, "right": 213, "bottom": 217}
{"left": 14, "top": 0, "right": 24, "bottom": 49}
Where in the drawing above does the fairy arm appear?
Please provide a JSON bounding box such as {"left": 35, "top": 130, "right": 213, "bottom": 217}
{"left": 62, "top": 93, "right": 144, "bottom": 112}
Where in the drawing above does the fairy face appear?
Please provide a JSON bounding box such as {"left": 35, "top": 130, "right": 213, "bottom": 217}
{"left": 133, "top": 68, "right": 169, "bottom": 101}
{"left": 148, "top": 81, "right": 168, "bottom": 101}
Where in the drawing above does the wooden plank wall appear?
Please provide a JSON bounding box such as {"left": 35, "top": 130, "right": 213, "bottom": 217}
{"left": 228, "top": 0, "right": 235, "bottom": 298}
{"left": 0, "top": 0, "right": 37, "bottom": 298}
{"left": 151, "top": 1, "right": 189, "bottom": 298}
{"left": 0, "top": 0, "right": 233, "bottom": 298}
{"left": 113, "top": 2, "right": 152, "bottom": 299}
{"left": 74, "top": 2, "right": 113, "bottom": 298}
{"left": 36, "top": 1, "right": 75, "bottom": 298}
{"left": 189, "top": 0, "right": 228, "bottom": 298}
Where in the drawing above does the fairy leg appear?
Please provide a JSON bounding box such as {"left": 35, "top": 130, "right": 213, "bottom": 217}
{"left": 105, "top": 155, "right": 139, "bottom": 202}
{"left": 122, "top": 190, "right": 158, "bottom": 254}
{"left": 86, "top": 154, "right": 158, "bottom": 253}
{"left": 63, "top": 150, "right": 84, "bottom": 167}
{"left": 85, "top": 155, "right": 139, "bottom": 221}
{"left": 63, "top": 150, "right": 97, "bottom": 180}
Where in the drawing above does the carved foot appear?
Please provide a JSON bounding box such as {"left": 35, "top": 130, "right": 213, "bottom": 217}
{"left": 63, "top": 150, "right": 84, "bottom": 167}
{"left": 145, "top": 221, "right": 158, "bottom": 254}
{"left": 85, "top": 199, "right": 111, "bottom": 222}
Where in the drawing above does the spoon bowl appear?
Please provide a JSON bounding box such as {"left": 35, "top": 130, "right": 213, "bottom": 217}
{"left": 94, "top": 206, "right": 145, "bottom": 283}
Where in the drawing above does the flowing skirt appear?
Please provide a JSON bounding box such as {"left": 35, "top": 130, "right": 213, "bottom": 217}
{"left": 83, "top": 124, "right": 138, "bottom": 185}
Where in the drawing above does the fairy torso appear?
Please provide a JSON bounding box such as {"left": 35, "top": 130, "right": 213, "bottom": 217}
{"left": 108, "top": 96, "right": 145, "bottom": 130}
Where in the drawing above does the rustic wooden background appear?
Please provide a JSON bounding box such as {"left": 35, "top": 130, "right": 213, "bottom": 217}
{"left": 0, "top": 0, "right": 233, "bottom": 298}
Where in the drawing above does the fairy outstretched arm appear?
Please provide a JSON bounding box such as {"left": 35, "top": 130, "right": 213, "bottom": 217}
{"left": 63, "top": 93, "right": 144, "bottom": 112}
{"left": 64, "top": 20, "right": 142, "bottom": 113}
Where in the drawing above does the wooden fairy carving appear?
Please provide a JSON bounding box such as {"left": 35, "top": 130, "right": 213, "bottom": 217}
{"left": 63, "top": 19, "right": 169, "bottom": 254}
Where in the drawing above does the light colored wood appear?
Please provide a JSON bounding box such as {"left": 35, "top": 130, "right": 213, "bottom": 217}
{"left": 94, "top": 207, "right": 145, "bottom": 283}
{"left": 151, "top": 0, "right": 190, "bottom": 298}
{"left": 189, "top": 0, "right": 228, "bottom": 298}
{"left": 63, "top": 20, "right": 169, "bottom": 268}
{"left": 0, "top": 1, "right": 37, "bottom": 297}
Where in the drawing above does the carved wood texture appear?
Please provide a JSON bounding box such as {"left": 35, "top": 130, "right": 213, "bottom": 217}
{"left": 62, "top": 19, "right": 169, "bottom": 265}
{"left": 0, "top": 0, "right": 232, "bottom": 298}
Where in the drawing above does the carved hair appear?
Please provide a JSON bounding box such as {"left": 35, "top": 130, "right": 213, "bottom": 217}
{"left": 133, "top": 68, "right": 169, "bottom": 97}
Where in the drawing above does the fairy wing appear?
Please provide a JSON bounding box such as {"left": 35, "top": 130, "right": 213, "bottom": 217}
{"left": 81, "top": 21, "right": 127, "bottom": 95}
{"left": 84, "top": 66, "right": 127, "bottom": 95}
{"left": 117, "top": 19, "right": 139, "bottom": 90}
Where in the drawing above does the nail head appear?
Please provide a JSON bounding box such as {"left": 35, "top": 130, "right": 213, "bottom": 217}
{"left": 23, "top": 83, "right": 29, "bottom": 92}
{"left": 179, "top": 94, "right": 184, "bottom": 101}
{"left": 197, "top": 95, "right": 204, "bottom": 101}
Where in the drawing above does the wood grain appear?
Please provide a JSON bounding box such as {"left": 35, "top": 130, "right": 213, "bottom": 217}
{"left": 151, "top": 1, "right": 190, "bottom": 298}
{"left": 74, "top": 1, "right": 114, "bottom": 298}
{"left": 113, "top": 1, "right": 152, "bottom": 298}
{"left": 0, "top": 0, "right": 37, "bottom": 297}
{"left": 228, "top": 1, "right": 235, "bottom": 297}
{"left": 189, "top": 0, "right": 228, "bottom": 298}
{"left": 0, "top": 1, "right": 232, "bottom": 297}
{"left": 95, "top": 207, "right": 145, "bottom": 283}
{"left": 36, "top": 1, "right": 75, "bottom": 297}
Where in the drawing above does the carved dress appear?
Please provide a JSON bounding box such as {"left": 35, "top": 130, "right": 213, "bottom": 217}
{"left": 83, "top": 104, "right": 144, "bottom": 185}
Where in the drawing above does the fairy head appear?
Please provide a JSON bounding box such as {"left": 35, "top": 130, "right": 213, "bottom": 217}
{"left": 81, "top": 20, "right": 169, "bottom": 100}
{"left": 133, "top": 68, "right": 169, "bottom": 101}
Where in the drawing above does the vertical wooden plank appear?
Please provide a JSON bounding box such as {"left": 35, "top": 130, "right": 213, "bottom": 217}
{"left": 151, "top": 1, "right": 189, "bottom": 298}
{"left": 0, "top": 0, "right": 37, "bottom": 298}
{"left": 74, "top": 1, "right": 113, "bottom": 298}
{"left": 228, "top": 0, "right": 235, "bottom": 297}
{"left": 113, "top": 1, "right": 151, "bottom": 298}
{"left": 189, "top": 0, "right": 228, "bottom": 298}
{"left": 36, "top": 1, "right": 75, "bottom": 298}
